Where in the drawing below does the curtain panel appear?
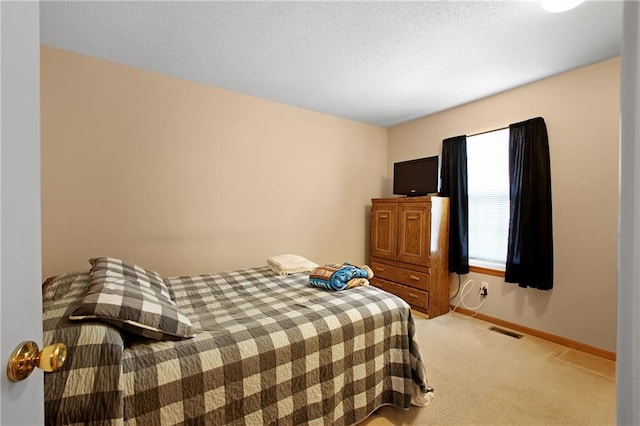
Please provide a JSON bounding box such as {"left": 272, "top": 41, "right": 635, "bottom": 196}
{"left": 506, "top": 117, "right": 554, "bottom": 290}
{"left": 440, "top": 135, "right": 469, "bottom": 274}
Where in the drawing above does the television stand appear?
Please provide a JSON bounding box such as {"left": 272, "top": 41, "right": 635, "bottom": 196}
{"left": 369, "top": 196, "right": 450, "bottom": 318}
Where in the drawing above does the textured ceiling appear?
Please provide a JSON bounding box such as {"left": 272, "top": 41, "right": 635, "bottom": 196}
{"left": 40, "top": 1, "right": 623, "bottom": 127}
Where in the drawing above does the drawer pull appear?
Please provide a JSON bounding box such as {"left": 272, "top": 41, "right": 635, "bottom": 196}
{"left": 409, "top": 275, "right": 421, "bottom": 281}
{"left": 406, "top": 292, "right": 421, "bottom": 299}
{"left": 407, "top": 216, "right": 419, "bottom": 220}
{"left": 374, "top": 266, "right": 386, "bottom": 272}
{"left": 379, "top": 214, "right": 389, "bottom": 218}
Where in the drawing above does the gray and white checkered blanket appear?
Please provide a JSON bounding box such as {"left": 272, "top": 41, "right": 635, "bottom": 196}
{"left": 43, "top": 266, "right": 432, "bottom": 425}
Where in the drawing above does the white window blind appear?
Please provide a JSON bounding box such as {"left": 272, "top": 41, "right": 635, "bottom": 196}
{"left": 467, "top": 128, "right": 510, "bottom": 269}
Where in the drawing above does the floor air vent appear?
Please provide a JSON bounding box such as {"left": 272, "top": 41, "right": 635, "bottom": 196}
{"left": 489, "top": 326, "right": 524, "bottom": 339}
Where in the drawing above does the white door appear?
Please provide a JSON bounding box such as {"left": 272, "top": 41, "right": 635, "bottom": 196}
{"left": 618, "top": 3, "right": 640, "bottom": 425}
{"left": 0, "top": 2, "right": 44, "bottom": 425}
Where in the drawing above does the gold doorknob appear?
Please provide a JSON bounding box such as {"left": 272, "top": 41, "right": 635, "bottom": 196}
{"left": 7, "top": 341, "right": 67, "bottom": 382}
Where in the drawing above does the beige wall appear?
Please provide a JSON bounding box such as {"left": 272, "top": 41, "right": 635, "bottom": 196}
{"left": 42, "top": 45, "right": 619, "bottom": 352}
{"left": 388, "top": 58, "right": 620, "bottom": 352}
{"left": 41, "top": 46, "right": 388, "bottom": 278}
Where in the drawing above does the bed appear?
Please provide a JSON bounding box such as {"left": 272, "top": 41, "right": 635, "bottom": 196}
{"left": 42, "top": 257, "right": 433, "bottom": 425}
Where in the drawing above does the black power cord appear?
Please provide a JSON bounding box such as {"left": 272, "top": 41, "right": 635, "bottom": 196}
{"left": 449, "top": 273, "right": 462, "bottom": 300}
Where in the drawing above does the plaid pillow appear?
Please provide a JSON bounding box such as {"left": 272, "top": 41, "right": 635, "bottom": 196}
{"left": 70, "top": 260, "right": 195, "bottom": 341}
{"left": 89, "top": 257, "right": 168, "bottom": 294}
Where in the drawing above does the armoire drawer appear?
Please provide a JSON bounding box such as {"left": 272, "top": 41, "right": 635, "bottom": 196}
{"left": 371, "top": 278, "right": 429, "bottom": 311}
{"left": 370, "top": 261, "right": 431, "bottom": 290}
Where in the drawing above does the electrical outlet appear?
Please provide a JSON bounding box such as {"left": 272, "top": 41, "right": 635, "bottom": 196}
{"left": 480, "top": 282, "right": 489, "bottom": 297}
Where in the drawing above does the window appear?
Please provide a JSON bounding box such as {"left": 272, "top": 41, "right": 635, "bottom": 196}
{"left": 467, "top": 128, "right": 510, "bottom": 271}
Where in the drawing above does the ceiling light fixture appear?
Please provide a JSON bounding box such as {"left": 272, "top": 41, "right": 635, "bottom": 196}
{"left": 541, "top": 0, "right": 585, "bottom": 13}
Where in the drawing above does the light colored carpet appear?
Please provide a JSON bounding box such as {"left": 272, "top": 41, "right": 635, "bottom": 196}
{"left": 361, "top": 312, "right": 616, "bottom": 426}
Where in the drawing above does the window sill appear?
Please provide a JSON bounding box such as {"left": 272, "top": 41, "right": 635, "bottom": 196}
{"left": 469, "top": 265, "right": 505, "bottom": 278}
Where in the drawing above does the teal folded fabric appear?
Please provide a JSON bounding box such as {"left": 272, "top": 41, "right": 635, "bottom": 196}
{"left": 309, "top": 263, "right": 371, "bottom": 291}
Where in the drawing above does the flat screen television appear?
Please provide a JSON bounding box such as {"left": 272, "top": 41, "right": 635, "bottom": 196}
{"left": 393, "top": 156, "right": 439, "bottom": 197}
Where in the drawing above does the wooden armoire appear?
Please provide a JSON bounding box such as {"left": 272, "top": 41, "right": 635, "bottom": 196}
{"left": 369, "top": 196, "right": 450, "bottom": 318}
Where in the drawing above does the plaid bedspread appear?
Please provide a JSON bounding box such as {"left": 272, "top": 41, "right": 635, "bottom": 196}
{"left": 43, "top": 266, "right": 432, "bottom": 425}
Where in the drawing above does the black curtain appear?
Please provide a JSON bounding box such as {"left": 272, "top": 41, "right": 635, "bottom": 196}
{"left": 505, "top": 117, "right": 553, "bottom": 290}
{"left": 440, "top": 135, "right": 469, "bottom": 274}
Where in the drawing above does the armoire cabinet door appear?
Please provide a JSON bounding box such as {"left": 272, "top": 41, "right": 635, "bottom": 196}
{"left": 370, "top": 203, "right": 398, "bottom": 261}
{"left": 398, "top": 202, "right": 431, "bottom": 266}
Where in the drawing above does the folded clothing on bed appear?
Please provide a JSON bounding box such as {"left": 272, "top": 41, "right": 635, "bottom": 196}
{"left": 267, "top": 254, "right": 319, "bottom": 275}
{"left": 309, "top": 263, "right": 374, "bottom": 291}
